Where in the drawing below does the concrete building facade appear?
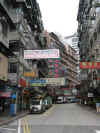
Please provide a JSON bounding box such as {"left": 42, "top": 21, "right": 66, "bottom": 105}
{"left": 46, "top": 32, "right": 79, "bottom": 89}
{"left": 77, "top": 0, "right": 100, "bottom": 98}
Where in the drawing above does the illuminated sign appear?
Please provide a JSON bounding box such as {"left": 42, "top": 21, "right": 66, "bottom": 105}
{"left": 80, "top": 62, "right": 100, "bottom": 69}
{"left": 24, "top": 49, "right": 60, "bottom": 59}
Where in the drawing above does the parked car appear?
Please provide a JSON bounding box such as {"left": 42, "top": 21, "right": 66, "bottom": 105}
{"left": 66, "top": 96, "right": 79, "bottom": 103}
{"left": 30, "top": 99, "right": 46, "bottom": 114}
{"left": 56, "top": 96, "right": 64, "bottom": 104}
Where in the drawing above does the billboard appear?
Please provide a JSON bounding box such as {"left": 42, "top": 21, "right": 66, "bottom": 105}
{"left": 24, "top": 49, "right": 60, "bottom": 59}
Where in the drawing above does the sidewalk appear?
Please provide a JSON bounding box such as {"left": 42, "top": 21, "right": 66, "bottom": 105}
{"left": 77, "top": 103, "right": 99, "bottom": 115}
{"left": 0, "top": 110, "right": 29, "bottom": 126}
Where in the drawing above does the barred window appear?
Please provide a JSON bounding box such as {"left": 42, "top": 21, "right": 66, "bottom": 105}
{"left": 8, "top": 63, "right": 17, "bottom": 73}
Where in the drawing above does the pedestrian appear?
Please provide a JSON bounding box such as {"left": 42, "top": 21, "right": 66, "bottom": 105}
{"left": 96, "top": 103, "right": 100, "bottom": 112}
{"left": 99, "top": 103, "right": 100, "bottom": 112}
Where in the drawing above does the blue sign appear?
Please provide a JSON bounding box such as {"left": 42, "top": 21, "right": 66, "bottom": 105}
{"left": 29, "top": 79, "right": 46, "bottom": 84}
{"left": 12, "top": 94, "right": 16, "bottom": 99}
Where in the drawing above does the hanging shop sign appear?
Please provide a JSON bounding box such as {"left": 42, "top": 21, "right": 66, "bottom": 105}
{"left": 0, "top": 92, "right": 11, "bottom": 98}
{"left": 24, "top": 71, "right": 35, "bottom": 77}
{"left": 29, "top": 79, "right": 46, "bottom": 87}
{"left": 41, "top": 78, "right": 65, "bottom": 86}
{"left": 24, "top": 49, "right": 60, "bottom": 59}
{"left": 88, "top": 93, "right": 94, "bottom": 97}
{"left": 29, "top": 78, "right": 65, "bottom": 86}
{"left": 0, "top": 53, "right": 8, "bottom": 81}
{"left": 20, "top": 78, "right": 26, "bottom": 88}
{"left": 80, "top": 62, "right": 100, "bottom": 69}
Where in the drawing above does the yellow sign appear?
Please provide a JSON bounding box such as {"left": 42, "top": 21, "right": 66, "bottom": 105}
{"left": 24, "top": 72, "right": 35, "bottom": 77}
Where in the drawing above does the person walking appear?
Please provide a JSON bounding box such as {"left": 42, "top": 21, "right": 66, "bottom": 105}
{"left": 96, "top": 103, "right": 100, "bottom": 113}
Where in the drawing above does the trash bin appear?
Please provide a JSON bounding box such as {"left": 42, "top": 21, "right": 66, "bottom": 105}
{"left": 10, "top": 104, "right": 15, "bottom": 116}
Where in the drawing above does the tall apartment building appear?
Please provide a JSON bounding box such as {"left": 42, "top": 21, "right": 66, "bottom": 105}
{"left": 65, "top": 33, "right": 80, "bottom": 81}
{"left": 0, "top": 0, "right": 48, "bottom": 87}
{"left": 0, "top": 0, "right": 48, "bottom": 113}
{"left": 46, "top": 32, "right": 79, "bottom": 91}
{"left": 77, "top": 0, "right": 100, "bottom": 98}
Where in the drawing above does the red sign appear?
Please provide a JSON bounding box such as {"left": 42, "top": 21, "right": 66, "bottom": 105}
{"left": 0, "top": 92, "right": 11, "bottom": 98}
{"left": 20, "top": 78, "right": 26, "bottom": 87}
{"left": 80, "top": 62, "right": 100, "bottom": 69}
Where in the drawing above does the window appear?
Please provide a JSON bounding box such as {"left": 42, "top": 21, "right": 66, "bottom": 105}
{"left": 94, "top": 32, "right": 97, "bottom": 41}
{"left": 90, "top": 39, "right": 93, "bottom": 48}
{"left": 96, "top": 7, "right": 100, "bottom": 14}
{"left": 98, "top": 23, "right": 100, "bottom": 33}
{"left": 96, "top": 49, "right": 100, "bottom": 58}
{"left": 8, "top": 63, "right": 17, "bottom": 73}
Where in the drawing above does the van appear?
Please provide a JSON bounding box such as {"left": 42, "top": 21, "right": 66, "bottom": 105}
{"left": 30, "top": 99, "right": 46, "bottom": 113}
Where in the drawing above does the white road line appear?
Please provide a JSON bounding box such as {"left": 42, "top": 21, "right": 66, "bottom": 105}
{"left": 0, "top": 127, "right": 16, "bottom": 131}
{"left": 96, "top": 130, "right": 100, "bottom": 133}
{"left": 18, "top": 119, "right": 21, "bottom": 133}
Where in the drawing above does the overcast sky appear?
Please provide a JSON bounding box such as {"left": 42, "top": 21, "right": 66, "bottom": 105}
{"left": 37, "top": 0, "right": 79, "bottom": 37}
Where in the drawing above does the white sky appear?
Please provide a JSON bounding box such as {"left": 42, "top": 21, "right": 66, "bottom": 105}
{"left": 37, "top": 0, "right": 79, "bottom": 37}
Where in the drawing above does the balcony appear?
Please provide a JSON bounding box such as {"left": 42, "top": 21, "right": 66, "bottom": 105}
{"left": 8, "top": 31, "right": 20, "bottom": 41}
{"left": 0, "top": 0, "right": 17, "bottom": 24}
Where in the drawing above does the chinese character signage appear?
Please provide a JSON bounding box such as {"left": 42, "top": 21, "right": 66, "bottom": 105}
{"left": 24, "top": 49, "right": 60, "bottom": 59}
{"left": 80, "top": 62, "right": 100, "bottom": 69}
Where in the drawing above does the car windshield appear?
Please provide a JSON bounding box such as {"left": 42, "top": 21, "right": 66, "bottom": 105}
{"left": 31, "top": 100, "right": 40, "bottom": 105}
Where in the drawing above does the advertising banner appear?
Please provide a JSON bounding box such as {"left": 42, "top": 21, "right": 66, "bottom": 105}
{"left": 29, "top": 78, "right": 65, "bottom": 86}
{"left": 24, "top": 49, "right": 60, "bottom": 59}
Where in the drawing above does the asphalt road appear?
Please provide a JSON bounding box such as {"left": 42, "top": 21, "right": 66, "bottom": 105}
{"left": 1, "top": 103, "right": 100, "bottom": 133}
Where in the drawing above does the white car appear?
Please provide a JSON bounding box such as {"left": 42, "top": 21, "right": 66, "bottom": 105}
{"left": 30, "top": 99, "right": 45, "bottom": 113}
{"left": 56, "top": 96, "right": 64, "bottom": 104}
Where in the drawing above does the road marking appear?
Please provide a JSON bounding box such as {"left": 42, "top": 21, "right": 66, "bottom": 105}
{"left": 22, "top": 118, "right": 31, "bottom": 133}
{"left": 23, "top": 105, "right": 56, "bottom": 120}
{"left": 96, "top": 130, "right": 100, "bottom": 133}
{"left": 24, "top": 119, "right": 30, "bottom": 133}
{"left": 0, "top": 127, "right": 16, "bottom": 131}
{"left": 22, "top": 120, "right": 26, "bottom": 133}
{"left": 18, "top": 119, "right": 21, "bottom": 133}
{"left": 43, "top": 105, "right": 56, "bottom": 117}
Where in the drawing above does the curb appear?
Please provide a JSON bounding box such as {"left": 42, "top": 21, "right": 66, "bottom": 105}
{"left": 0, "top": 112, "right": 29, "bottom": 127}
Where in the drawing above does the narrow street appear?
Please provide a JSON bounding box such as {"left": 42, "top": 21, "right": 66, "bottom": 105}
{"left": 1, "top": 103, "right": 100, "bottom": 133}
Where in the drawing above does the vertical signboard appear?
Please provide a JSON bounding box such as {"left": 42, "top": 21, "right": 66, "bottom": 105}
{"left": 0, "top": 53, "right": 8, "bottom": 81}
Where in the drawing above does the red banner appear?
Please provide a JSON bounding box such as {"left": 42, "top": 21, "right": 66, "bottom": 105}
{"left": 80, "top": 62, "right": 100, "bottom": 69}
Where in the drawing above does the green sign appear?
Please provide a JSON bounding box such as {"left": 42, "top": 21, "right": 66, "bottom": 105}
{"left": 31, "top": 83, "right": 46, "bottom": 86}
